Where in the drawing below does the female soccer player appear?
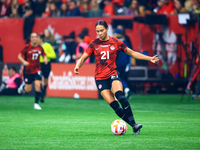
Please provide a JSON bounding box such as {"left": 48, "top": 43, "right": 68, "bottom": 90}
{"left": 74, "top": 20, "right": 159, "bottom": 134}
{"left": 18, "top": 32, "right": 47, "bottom": 110}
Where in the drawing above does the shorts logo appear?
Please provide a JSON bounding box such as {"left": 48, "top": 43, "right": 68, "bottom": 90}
{"left": 98, "top": 84, "right": 102, "bottom": 89}
{"left": 111, "top": 75, "right": 118, "bottom": 79}
{"left": 110, "top": 46, "right": 115, "bottom": 50}
{"left": 25, "top": 78, "right": 28, "bottom": 82}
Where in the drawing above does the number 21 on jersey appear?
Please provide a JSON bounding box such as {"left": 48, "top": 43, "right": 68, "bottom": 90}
{"left": 100, "top": 51, "right": 109, "bottom": 60}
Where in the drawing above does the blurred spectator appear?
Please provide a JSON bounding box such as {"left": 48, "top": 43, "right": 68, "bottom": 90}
{"left": 125, "top": 0, "right": 140, "bottom": 16}
{"left": 42, "top": 2, "right": 51, "bottom": 17}
{"left": 124, "top": 0, "right": 132, "bottom": 7}
{"left": 64, "top": 31, "right": 78, "bottom": 63}
{"left": 66, "top": 0, "right": 72, "bottom": 8}
{"left": 116, "top": 24, "right": 132, "bottom": 49}
{"left": 79, "top": 0, "right": 90, "bottom": 11}
{"left": 103, "top": 0, "right": 115, "bottom": 16}
{"left": 190, "top": 0, "right": 200, "bottom": 13}
{"left": 81, "top": 27, "right": 92, "bottom": 44}
{"left": 111, "top": 0, "right": 125, "bottom": 6}
{"left": 0, "top": 67, "right": 22, "bottom": 95}
{"left": 0, "top": 0, "right": 12, "bottom": 17}
{"left": 173, "top": 0, "right": 188, "bottom": 14}
{"left": 81, "top": 27, "right": 94, "bottom": 63}
{"left": 113, "top": 28, "right": 131, "bottom": 99}
{"left": 55, "top": 0, "right": 62, "bottom": 9}
{"left": 34, "top": 0, "right": 46, "bottom": 17}
{"left": 72, "top": 33, "right": 90, "bottom": 63}
{"left": 21, "top": 0, "right": 35, "bottom": 17}
{"left": 112, "top": 0, "right": 127, "bottom": 15}
{"left": 157, "top": 0, "right": 175, "bottom": 14}
{"left": 60, "top": 2, "right": 68, "bottom": 16}
{"left": 50, "top": 2, "right": 61, "bottom": 17}
{"left": 185, "top": 0, "right": 192, "bottom": 11}
{"left": 67, "top": 0, "right": 81, "bottom": 16}
{"left": 154, "top": 0, "right": 165, "bottom": 14}
{"left": 80, "top": 2, "right": 89, "bottom": 17}
{"left": 9, "top": 0, "right": 22, "bottom": 18}
{"left": 88, "top": 0, "right": 103, "bottom": 17}
{"left": 43, "top": 28, "right": 59, "bottom": 61}
{"left": 23, "top": 6, "right": 35, "bottom": 43}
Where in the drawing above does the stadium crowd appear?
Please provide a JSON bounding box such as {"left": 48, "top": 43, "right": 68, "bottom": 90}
{"left": 0, "top": 0, "right": 200, "bottom": 18}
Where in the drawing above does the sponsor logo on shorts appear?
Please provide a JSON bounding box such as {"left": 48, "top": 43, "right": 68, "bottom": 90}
{"left": 25, "top": 78, "right": 28, "bottom": 82}
{"left": 98, "top": 84, "right": 102, "bottom": 89}
{"left": 111, "top": 75, "right": 118, "bottom": 79}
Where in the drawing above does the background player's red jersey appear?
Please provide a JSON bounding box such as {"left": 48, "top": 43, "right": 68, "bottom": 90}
{"left": 86, "top": 36, "right": 127, "bottom": 81}
{"left": 20, "top": 43, "right": 46, "bottom": 74}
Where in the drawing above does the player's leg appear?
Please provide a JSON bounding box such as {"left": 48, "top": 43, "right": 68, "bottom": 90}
{"left": 100, "top": 89, "right": 131, "bottom": 126}
{"left": 96, "top": 79, "right": 131, "bottom": 126}
{"left": 18, "top": 73, "right": 33, "bottom": 94}
{"left": 34, "top": 72, "right": 42, "bottom": 110}
{"left": 41, "top": 63, "right": 50, "bottom": 102}
{"left": 111, "top": 80, "right": 142, "bottom": 134}
{"left": 34, "top": 80, "right": 42, "bottom": 110}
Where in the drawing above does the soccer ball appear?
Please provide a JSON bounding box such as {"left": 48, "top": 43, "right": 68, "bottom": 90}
{"left": 111, "top": 119, "right": 127, "bottom": 135}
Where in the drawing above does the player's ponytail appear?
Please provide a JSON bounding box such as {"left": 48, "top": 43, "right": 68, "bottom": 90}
{"left": 95, "top": 20, "right": 108, "bottom": 29}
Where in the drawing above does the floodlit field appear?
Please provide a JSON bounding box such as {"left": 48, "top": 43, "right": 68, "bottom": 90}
{"left": 0, "top": 95, "right": 200, "bottom": 149}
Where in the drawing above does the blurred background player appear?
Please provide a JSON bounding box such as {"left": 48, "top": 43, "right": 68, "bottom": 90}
{"left": 72, "top": 33, "right": 90, "bottom": 63}
{"left": 0, "top": 67, "right": 22, "bottom": 95}
{"left": 113, "top": 28, "right": 131, "bottom": 99}
{"left": 18, "top": 32, "right": 47, "bottom": 110}
{"left": 74, "top": 20, "right": 159, "bottom": 134}
{"left": 38, "top": 34, "right": 56, "bottom": 103}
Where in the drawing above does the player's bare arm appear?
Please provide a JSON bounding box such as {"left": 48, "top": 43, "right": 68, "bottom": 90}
{"left": 18, "top": 53, "right": 29, "bottom": 66}
{"left": 74, "top": 53, "right": 90, "bottom": 74}
{"left": 72, "top": 53, "right": 83, "bottom": 60}
{"left": 43, "top": 55, "right": 48, "bottom": 64}
{"left": 125, "top": 47, "right": 159, "bottom": 63}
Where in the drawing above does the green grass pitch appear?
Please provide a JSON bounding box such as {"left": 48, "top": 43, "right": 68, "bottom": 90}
{"left": 0, "top": 95, "right": 200, "bottom": 150}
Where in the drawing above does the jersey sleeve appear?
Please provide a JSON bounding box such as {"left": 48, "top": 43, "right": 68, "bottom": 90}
{"left": 85, "top": 42, "right": 94, "bottom": 56}
{"left": 118, "top": 39, "right": 128, "bottom": 52}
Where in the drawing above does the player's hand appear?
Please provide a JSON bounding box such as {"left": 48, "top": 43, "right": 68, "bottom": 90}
{"left": 74, "top": 67, "right": 79, "bottom": 74}
{"left": 150, "top": 55, "right": 159, "bottom": 64}
{"left": 72, "top": 55, "right": 76, "bottom": 60}
{"left": 23, "top": 61, "right": 29, "bottom": 66}
{"left": 44, "top": 56, "right": 48, "bottom": 65}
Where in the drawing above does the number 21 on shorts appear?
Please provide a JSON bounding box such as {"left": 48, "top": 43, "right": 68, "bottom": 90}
{"left": 101, "top": 51, "right": 109, "bottom": 60}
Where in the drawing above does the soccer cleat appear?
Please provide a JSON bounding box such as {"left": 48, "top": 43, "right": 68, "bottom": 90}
{"left": 133, "top": 124, "right": 143, "bottom": 134}
{"left": 133, "top": 130, "right": 140, "bottom": 135}
{"left": 124, "top": 88, "right": 131, "bottom": 99}
{"left": 18, "top": 82, "right": 25, "bottom": 94}
{"left": 34, "top": 103, "right": 42, "bottom": 110}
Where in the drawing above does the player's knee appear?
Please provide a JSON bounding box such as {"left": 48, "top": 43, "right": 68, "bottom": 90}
{"left": 115, "top": 91, "right": 126, "bottom": 102}
{"left": 25, "top": 87, "right": 32, "bottom": 93}
{"left": 35, "top": 84, "right": 41, "bottom": 92}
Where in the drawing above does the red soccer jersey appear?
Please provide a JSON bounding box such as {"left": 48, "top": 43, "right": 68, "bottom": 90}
{"left": 86, "top": 36, "right": 128, "bottom": 81}
{"left": 20, "top": 43, "right": 46, "bottom": 74}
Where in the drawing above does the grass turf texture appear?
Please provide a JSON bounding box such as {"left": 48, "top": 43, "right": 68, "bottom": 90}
{"left": 0, "top": 95, "right": 200, "bottom": 150}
